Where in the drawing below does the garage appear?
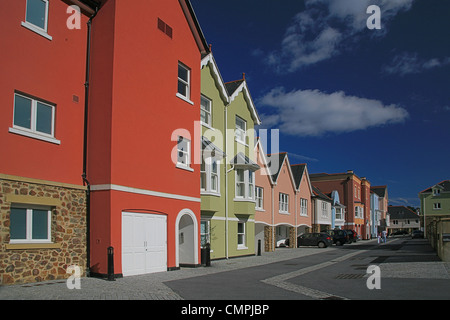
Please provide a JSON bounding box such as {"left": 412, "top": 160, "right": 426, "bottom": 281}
{"left": 122, "top": 212, "right": 167, "bottom": 276}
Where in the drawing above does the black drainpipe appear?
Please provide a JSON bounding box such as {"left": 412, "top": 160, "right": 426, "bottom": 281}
{"left": 82, "top": 5, "right": 99, "bottom": 278}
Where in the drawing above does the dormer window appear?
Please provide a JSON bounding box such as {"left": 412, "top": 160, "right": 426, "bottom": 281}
{"left": 433, "top": 189, "right": 441, "bottom": 196}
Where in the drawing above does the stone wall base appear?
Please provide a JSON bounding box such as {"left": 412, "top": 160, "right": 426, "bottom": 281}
{"left": 0, "top": 177, "right": 87, "bottom": 285}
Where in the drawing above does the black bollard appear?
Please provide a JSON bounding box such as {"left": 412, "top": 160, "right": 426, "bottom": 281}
{"left": 257, "top": 239, "right": 261, "bottom": 256}
{"left": 205, "top": 243, "right": 211, "bottom": 267}
{"left": 107, "top": 246, "right": 115, "bottom": 281}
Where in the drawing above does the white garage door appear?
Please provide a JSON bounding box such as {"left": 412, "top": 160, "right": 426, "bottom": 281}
{"left": 122, "top": 212, "right": 167, "bottom": 276}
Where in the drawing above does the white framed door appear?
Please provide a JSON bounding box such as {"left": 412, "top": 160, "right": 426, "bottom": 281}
{"left": 122, "top": 212, "right": 167, "bottom": 276}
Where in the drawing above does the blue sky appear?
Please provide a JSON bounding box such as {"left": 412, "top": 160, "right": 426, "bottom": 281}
{"left": 191, "top": 0, "right": 450, "bottom": 208}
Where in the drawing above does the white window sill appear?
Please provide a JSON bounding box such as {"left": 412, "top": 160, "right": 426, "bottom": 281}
{"left": 21, "top": 21, "right": 52, "bottom": 40}
{"left": 176, "top": 93, "right": 194, "bottom": 105}
{"left": 10, "top": 240, "right": 52, "bottom": 244}
{"left": 176, "top": 163, "right": 194, "bottom": 172}
{"left": 234, "top": 197, "right": 256, "bottom": 203}
{"left": 256, "top": 208, "right": 265, "bottom": 212}
{"left": 9, "top": 127, "right": 61, "bottom": 145}
{"left": 279, "top": 211, "right": 290, "bottom": 215}
{"left": 201, "top": 191, "right": 221, "bottom": 197}
{"left": 237, "top": 245, "right": 248, "bottom": 250}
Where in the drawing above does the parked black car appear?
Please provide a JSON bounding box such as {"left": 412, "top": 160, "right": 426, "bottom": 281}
{"left": 346, "top": 230, "right": 358, "bottom": 243}
{"left": 412, "top": 230, "right": 424, "bottom": 239}
{"left": 297, "top": 233, "right": 333, "bottom": 248}
{"left": 326, "top": 229, "right": 349, "bottom": 246}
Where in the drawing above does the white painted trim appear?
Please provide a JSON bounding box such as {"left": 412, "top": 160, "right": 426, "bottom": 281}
{"left": 21, "top": 21, "right": 52, "bottom": 40}
{"left": 90, "top": 184, "right": 201, "bottom": 203}
{"left": 200, "top": 53, "right": 230, "bottom": 104}
{"left": 176, "top": 92, "right": 194, "bottom": 105}
{"left": 228, "top": 81, "right": 261, "bottom": 125}
{"left": 9, "top": 127, "right": 61, "bottom": 145}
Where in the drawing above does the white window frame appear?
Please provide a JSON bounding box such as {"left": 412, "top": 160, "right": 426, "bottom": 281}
{"left": 300, "top": 198, "right": 308, "bottom": 216}
{"left": 355, "top": 206, "right": 364, "bottom": 218}
{"left": 279, "top": 193, "right": 289, "bottom": 214}
{"left": 9, "top": 92, "right": 60, "bottom": 145}
{"left": 9, "top": 205, "right": 52, "bottom": 244}
{"left": 176, "top": 62, "right": 193, "bottom": 104}
{"left": 255, "top": 187, "right": 264, "bottom": 210}
{"left": 176, "top": 136, "right": 193, "bottom": 171}
{"left": 235, "top": 116, "right": 247, "bottom": 145}
{"left": 335, "top": 207, "right": 343, "bottom": 220}
{"left": 433, "top": 202, "right": 441, "bottom": 210}
{"left": 201, "top": 157, "right": 220, "bottom": 195}
{"left": 321, "top": 202, "right": 329, "bottom": 218}
{"left": 433, "top": 189, "right": 441, "bottom": 196}
{"left": 237, "top": 220, "right": 247, "bottom": 249}
{"left": 200, "top": 95, "right": 212, "bottom": 128}
{"left": 21, "top": 0, "right": 52, "bottom": 40}
{"left": 235, "top": 169, "right": 255, "bottom": 201}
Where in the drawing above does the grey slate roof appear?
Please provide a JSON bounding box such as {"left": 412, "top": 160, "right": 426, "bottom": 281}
{"left": 312, "top": 185, "right": 332, "bottom": 202}
{"left": 291, "top": 164, "right": 306, "bottom": 189}
{"left": 371, "top": 186, "right": 387, "bottom": 197}
{"left": 266, "top": 153, "right": 287, "bottom": 183}
{"left": 388, "top": 206, "right": 419, "bottom": 220}
{"left": 224, "top": 80, "right": 245, "bottom": 96}
{"left": 420, "top": 180, "right": 450, "bottom": 194}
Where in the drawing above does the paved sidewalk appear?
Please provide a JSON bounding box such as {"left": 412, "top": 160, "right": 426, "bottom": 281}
{"left": 1, "top": 238, "right": 448, "bottom": 300}
{"left": 0, "top": 244, "right": 333, "bottom": 300}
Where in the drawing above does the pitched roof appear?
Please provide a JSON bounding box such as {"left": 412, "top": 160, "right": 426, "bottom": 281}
{"left": 371, "top": 185, "right": 387, "bottom": 197}
{"left": 179, "top": 0, "right": 210, "bottom": 55}
{"left": 254, "top": 137, "right": 275, "bottom": 186}
{"left": 225, "top": 78, "right": 261, "bottom": 125}
{"left": 312, "top": 185, "right": 333, "bottom": 202}
{"left": 201, "top": 53, "right": 230, "bottom": 104}
{"left": 388, "top": 206, "right": 419, "bottom": 220}
{"left": 230, "top": 152, "right": 260, "bottom": 171}
{"left": 419, "top": 180, "right": 450, "bottom": 194}
{"left": 291, "top": 164, "right": 306, "bottom": 189}
{"left": 267, "top": 153, "right": 287, "bottom": 183}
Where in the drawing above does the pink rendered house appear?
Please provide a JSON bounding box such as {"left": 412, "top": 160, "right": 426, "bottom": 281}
{"left": 254, "top": 139, "right": 313, "bottom": 251}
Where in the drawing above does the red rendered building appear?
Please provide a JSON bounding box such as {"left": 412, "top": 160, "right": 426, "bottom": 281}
{"left": 0, "top": 0, "right": 91, "bottom": 284}
{"left": 0, "top": 0, "right": 209, "bottom": 284}
{"left": 87, "top": 0, "right": 209, "bottom": 277}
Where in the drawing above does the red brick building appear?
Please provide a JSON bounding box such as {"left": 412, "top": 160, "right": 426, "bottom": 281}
{"left": 310, "top": 170, "right": 371, "bottom": 239}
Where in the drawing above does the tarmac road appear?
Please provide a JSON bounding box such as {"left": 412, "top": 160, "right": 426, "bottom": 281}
{"left": 165, "top": 237, "right": 450, "bottom": 300}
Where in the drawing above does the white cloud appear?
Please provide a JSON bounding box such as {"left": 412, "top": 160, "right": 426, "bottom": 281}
{"left": 383, "top": 52, "right": 450, "bottom": 76}
{"left": 259, "top": 87, "right": 409, "bottom": 136}
{"left": 267, "top": 0, "right": 415, "bottom": 72}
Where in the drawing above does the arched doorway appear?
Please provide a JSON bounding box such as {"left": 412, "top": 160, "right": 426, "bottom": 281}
{"left": 175, "top": 209, "right": 198, "bottom": 267}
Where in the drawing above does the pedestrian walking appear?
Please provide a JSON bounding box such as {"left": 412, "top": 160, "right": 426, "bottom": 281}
{"left": 382, "top": 230, "right": 387, "bottom": 243}
{"left": 377, "top": 232, "right": 381, "bottom": 244}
